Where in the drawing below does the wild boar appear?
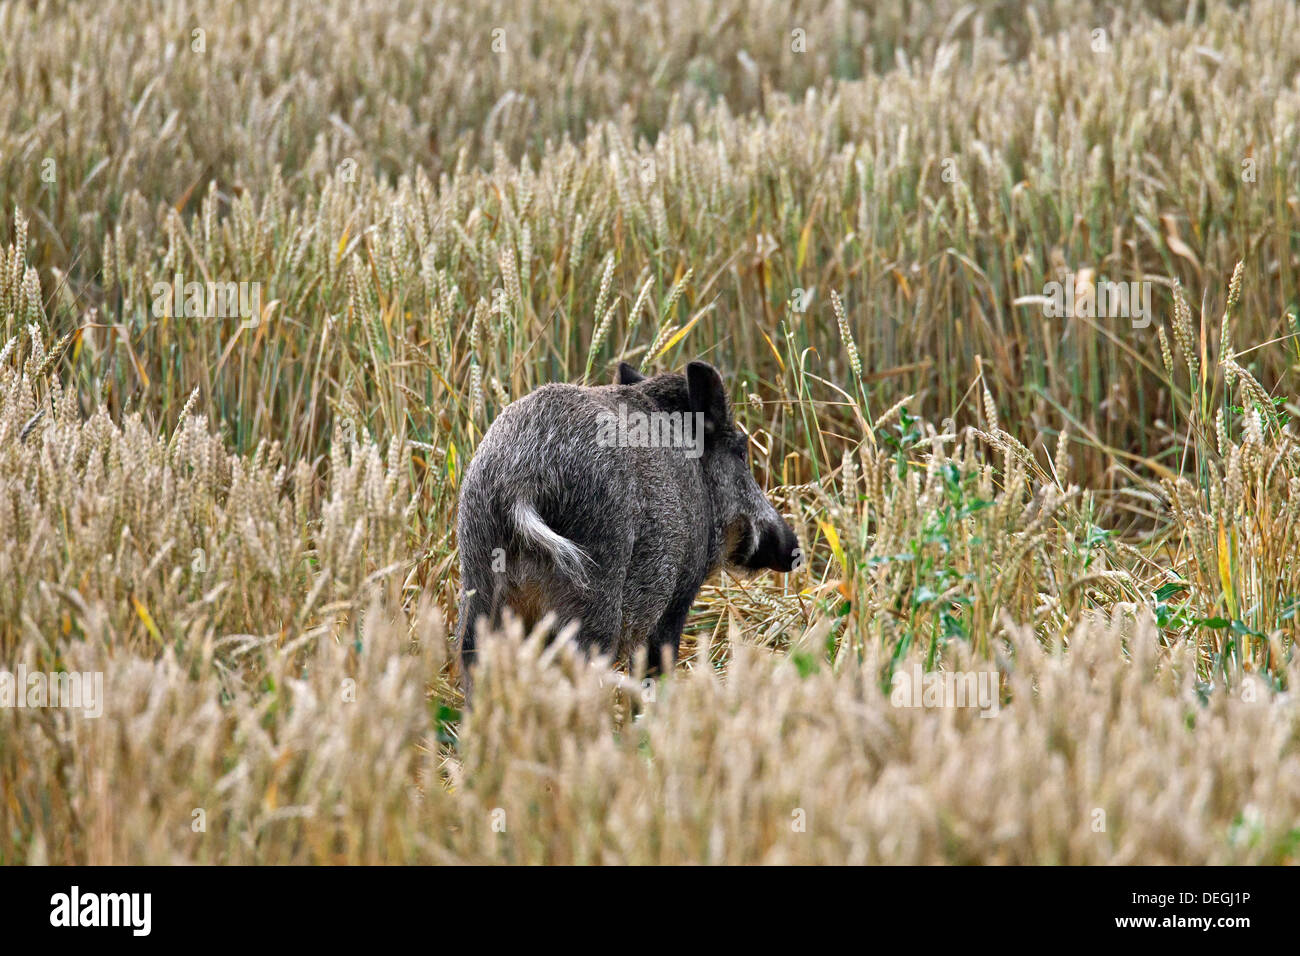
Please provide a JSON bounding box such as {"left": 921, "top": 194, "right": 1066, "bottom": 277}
{"left": 456, "top": 360, "right": 800, "bottom": 688}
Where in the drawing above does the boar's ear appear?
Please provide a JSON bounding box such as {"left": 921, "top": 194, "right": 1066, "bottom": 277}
{"left": 616, "top": 361, "right": 646, "bottom": 385}
{"left": 686, "top": 361, "right": 728, "bottom": 430}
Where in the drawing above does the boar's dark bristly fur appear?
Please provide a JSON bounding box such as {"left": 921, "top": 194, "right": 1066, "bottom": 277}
{"left": 455, "top": 360, "right": 800, "bottom": 692}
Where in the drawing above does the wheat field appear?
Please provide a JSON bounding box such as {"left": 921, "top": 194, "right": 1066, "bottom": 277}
{"left": 1, "top": 0, "right": 1299, "bottom": 864}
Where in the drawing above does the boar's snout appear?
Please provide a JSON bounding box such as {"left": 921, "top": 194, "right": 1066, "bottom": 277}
{"left": 742, "top": 514, "right": 801, "bottom": 573}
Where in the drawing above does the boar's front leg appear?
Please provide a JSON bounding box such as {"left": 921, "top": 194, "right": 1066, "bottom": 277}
{"left": 644, "top": 585, "right": 696, "bottom": 676}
